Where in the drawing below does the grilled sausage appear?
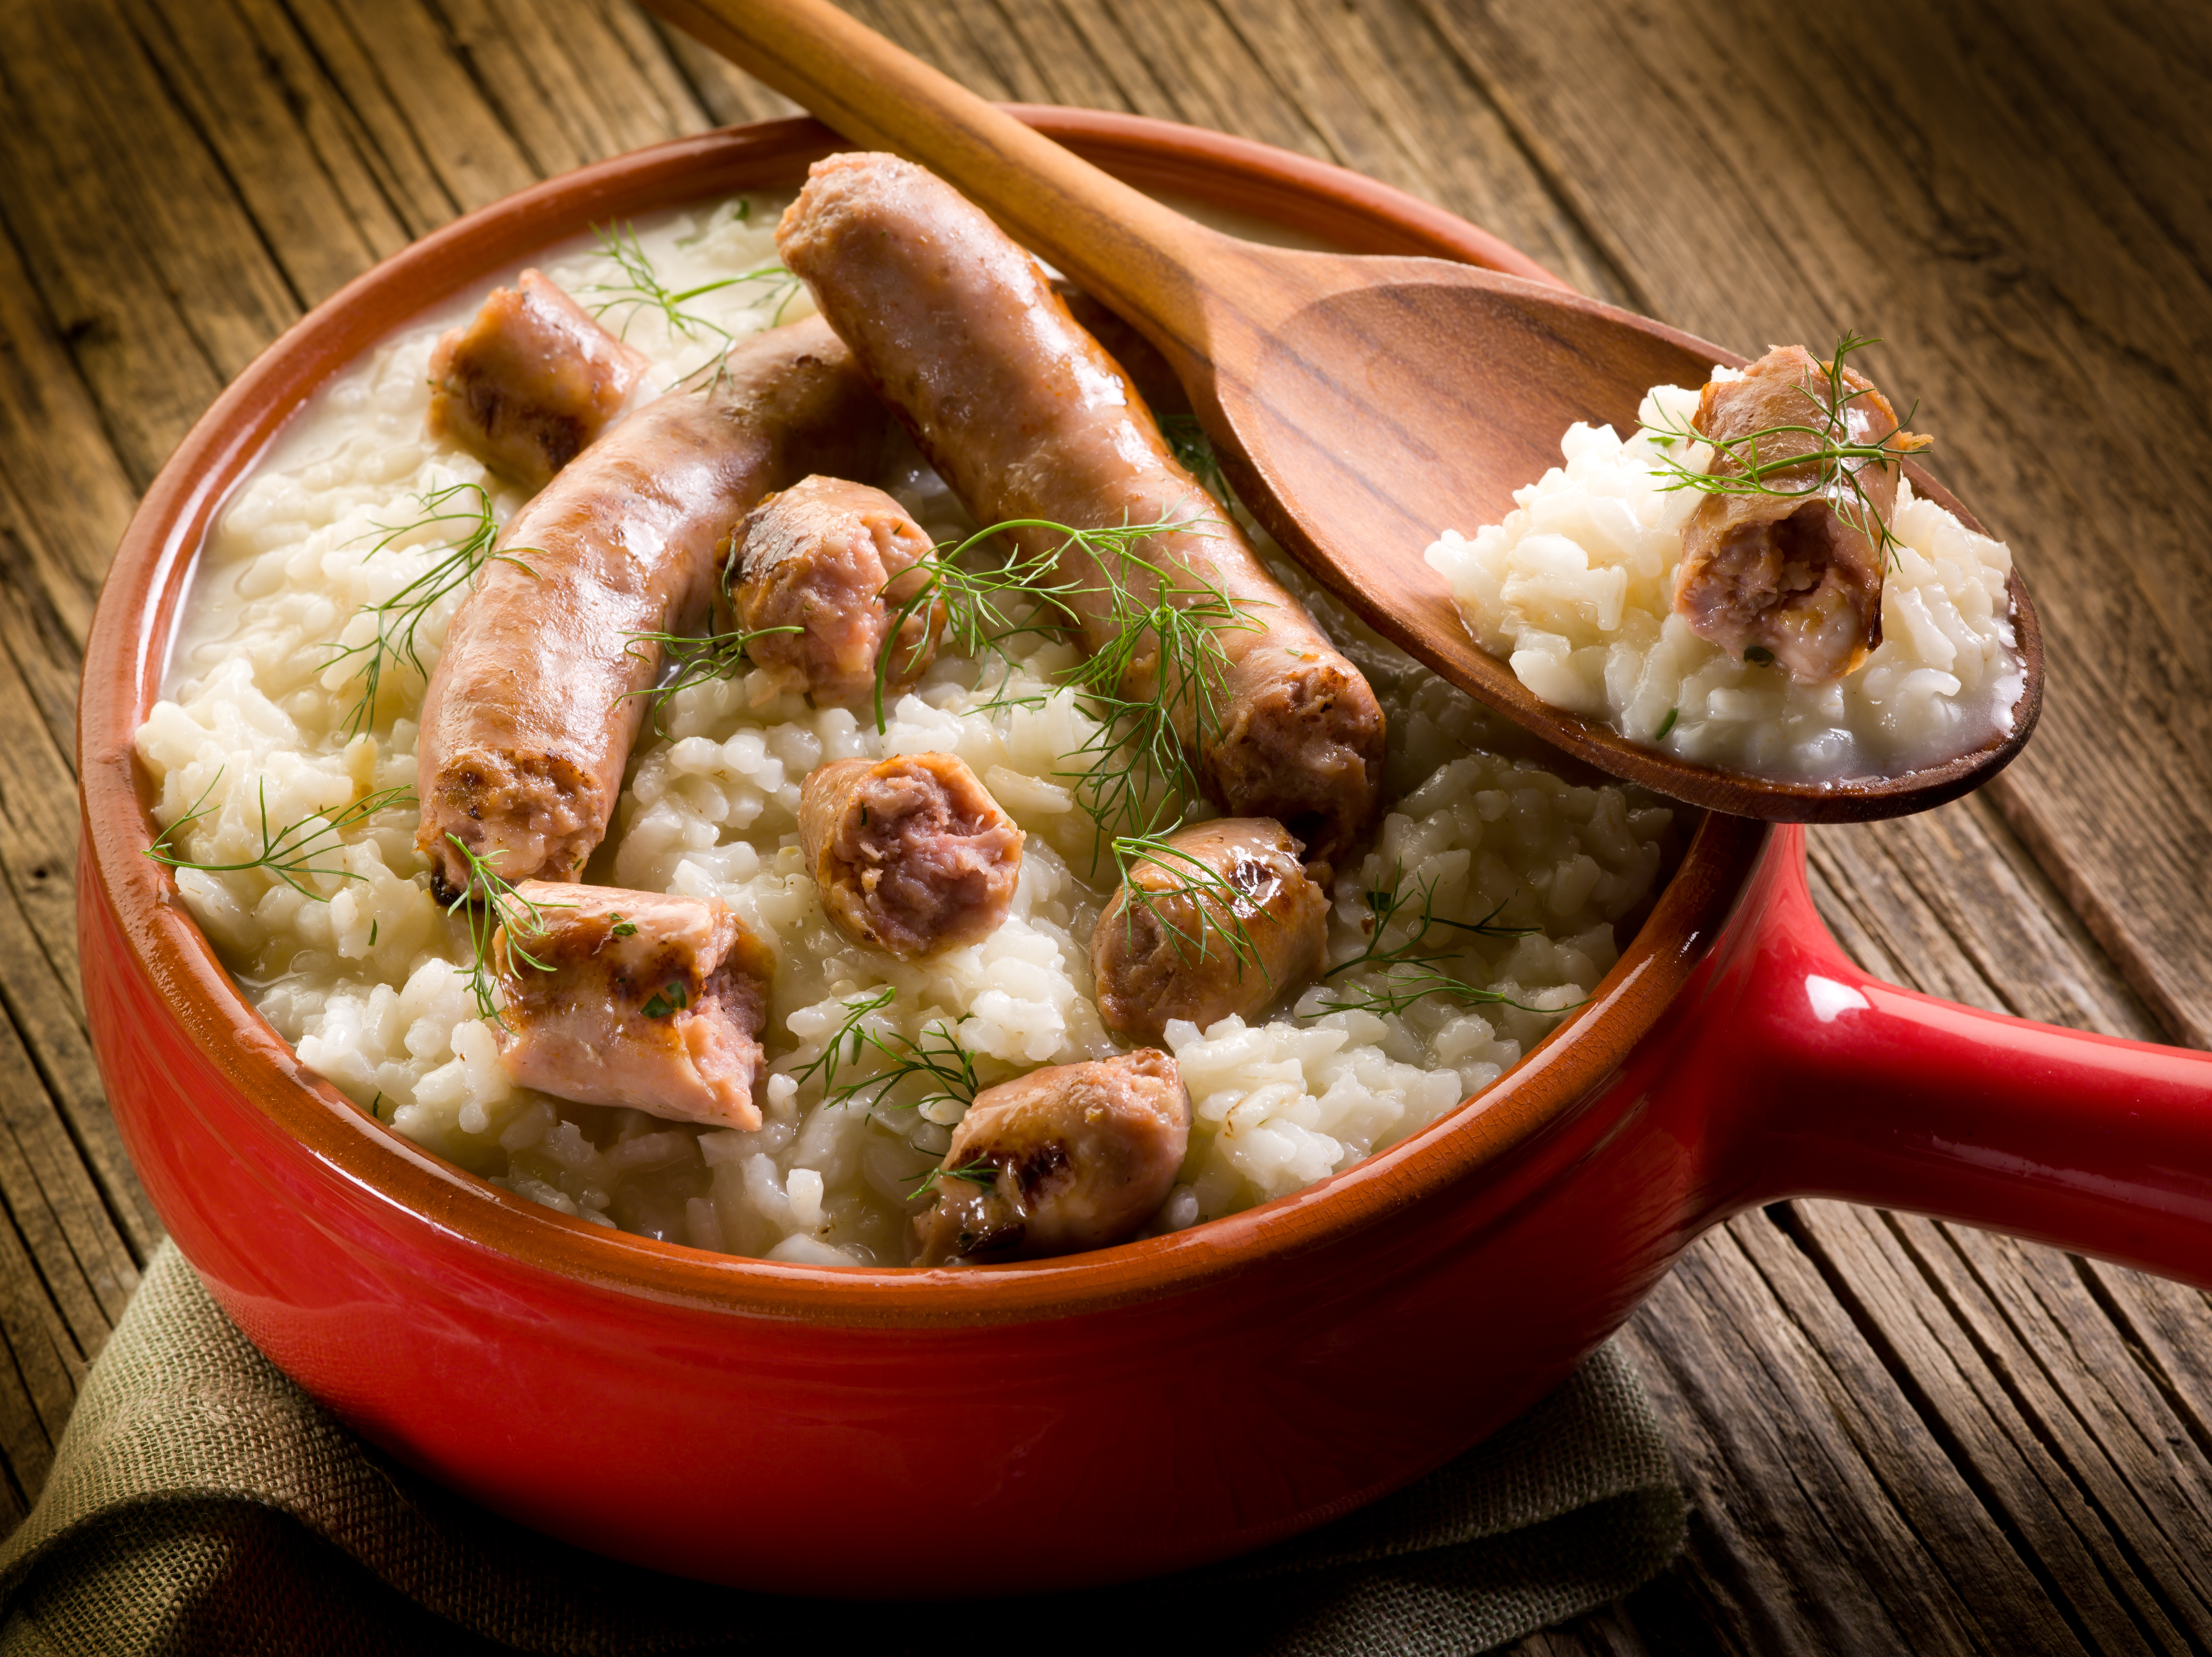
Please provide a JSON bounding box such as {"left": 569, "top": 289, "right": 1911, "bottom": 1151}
{"left": 416, "top": 317, "right": 884, "bottom": 900}
{"left": 798, "top": 752, "right": 1023, "bottom": 958}
{"left": 1090, "top": 817, "right": 1328, "bottom": 1046}
{"left": 776, "top": 153, "right": 1385, "bottom": 869}
{"left": 912, "top": 1048, "right": 1188, "bottom": 1264}
{"left": 725, "top": 474, "right": 942, "bottom": 707}
{"left": 494, "top": 882, "right": 774, "bottom": 1131}
{"left": 427, "top": 270, "right": 648, "bottom": 493}
{"left": 1675, "top": 345, "right": 1916, "bottom": 682}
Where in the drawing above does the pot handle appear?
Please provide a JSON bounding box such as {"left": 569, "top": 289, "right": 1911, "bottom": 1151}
{"left": 1695, "top": 827, "right": 2212, "bottom": 1286}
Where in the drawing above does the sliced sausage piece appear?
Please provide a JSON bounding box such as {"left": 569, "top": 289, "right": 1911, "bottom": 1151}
{"left": 1675, "top": 345, "right": 1916, "bottom": 682}
{"left": 776, "top": 154, "right": 1385, "bottom": 869}
{"left": 799, "top": 752, "right": 1023, "bottom": 957}
{"left": 1090, "top": 818, "right": 1327, "bottom": 1046}
{"left": 428, "top": 270, "right": 648, "bottom": 494}
{"left": 725, "top": 474, "right": 942, "bottom": 707}
{"left": 494, "top": 882, "right": 774, "bottom": 1131}
{"left": 416, "top": 317, "right": 885, "bottom": 900}
{"left": 912, "top": 1048, "right": 1188, "bottom": 1265}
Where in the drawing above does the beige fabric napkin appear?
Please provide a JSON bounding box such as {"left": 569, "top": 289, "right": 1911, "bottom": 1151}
{"left": 0, "top": 1243, "right": 1682, "bottom": 1655}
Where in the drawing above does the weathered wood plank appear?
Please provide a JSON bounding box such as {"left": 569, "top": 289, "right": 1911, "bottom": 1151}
{"left": 431, "top": 0, "right": 669, "bottom": 175}
{"left": 1620, "top": 1214, "right": 2061, "bottom": 1655}
{"left": 0, "top": 226, "right": 135, "bottom": 629}
{"left": 291, "top": 0, "right": 539, "bottom": 215}
{"left": 1783, "top": 1200, "right": 2182, "bottom": 1655}
{"left": 117, "top": 0, "right": 393, "bottom": 309}
{"left": 255, "top": 0, "right": 467, "bottom": 239}
{"left": 646, "top": 15, "right": 804, "bottom": 127}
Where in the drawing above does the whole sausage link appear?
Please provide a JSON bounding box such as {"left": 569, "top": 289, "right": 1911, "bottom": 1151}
{"left": 776, "top": 153, "right": 1385, "bottom": 870}
{"left": 415, "top": 317, "right": 885, "bottom": 899}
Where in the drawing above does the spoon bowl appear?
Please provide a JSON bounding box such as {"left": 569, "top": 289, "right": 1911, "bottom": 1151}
{"left": 1193, "top": 247, "right": 2043, "bottom": 817}
{"left": 647, "top": 0, "right": 2042, "bottom": 820}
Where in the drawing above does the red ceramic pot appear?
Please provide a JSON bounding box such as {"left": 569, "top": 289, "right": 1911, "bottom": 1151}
{"left": 78, "top": 111, "right": 2212, "bottom": 1597}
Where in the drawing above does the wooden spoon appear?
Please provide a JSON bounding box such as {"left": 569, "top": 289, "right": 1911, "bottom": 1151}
{"left": 645, "top": 0, "right": 2042, "bottom": 823}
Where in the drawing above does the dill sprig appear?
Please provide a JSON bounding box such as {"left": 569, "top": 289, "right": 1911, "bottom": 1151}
{"left": 1110, "top": 831, "right": 1266, "bottom": 977}
{"left": 439, "top": 834, "right": 568, "bottom": 1025}
{"left": 909, "top": 1157, "right": 997, "bottom": 1201}
{"left": 622, "top": 621, "right": 804, "bottom": 733}
{"left": 866, "top": 513, "right": 1257, "bottom": 851}
{"left": 1645, "top": 332, "right": 1931, "bottom": 570}
{"left": 319, "top": 484, "right": 536, "bottom": 739}
{"left": 869, "top": 524, "right": 1083, "bottom": 730}
{"left": 1061, "top": 532, "right": 1258, "bottom": 849}
{"left": 578, "top": 222, "right": 802, "bottom": 388}
{"left": 788, "top": 988, "right": 983, "bottom": 1169}
{"left": 1159, "top": 414, "right": 1230, "bottom": 506}
{"left": 1305, "top": 864, "right": 1555, "bottom": 1020}
{"left": 144, "top": 771, "right": 416, "bottom": 899}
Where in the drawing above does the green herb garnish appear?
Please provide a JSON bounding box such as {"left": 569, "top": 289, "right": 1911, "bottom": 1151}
{"left": 1644, "top": 332, "right": 1930, "bottom": 568}
{"left": 641, "top": 980, "right": 691, "bottom": 1019}
{"left": 1159, "top": 414, "right": 1230, "bottom": 506}
{"left": 1743, "top": 645, "right": 1775, "bottom": 666}
{"left": 789, "top": 988, "right": 981, "bottom": 1133}
{"left": 439, "top": 835, "right": 568, "bottom": 1026}
{"left": 144, "top": 771, "right": 416, "bottom": 898}
{"left": 1654, "top": 707, "right": 1679, "bottom": 741}
{"left": 622, "top": 621, "right": 804, "bottom": 732}
{"left": 319, "top": 484, "right": 538, "bottom": 738}
{"left": 1110, "top": 830, "right": 1266, "bottom": 978}
{"left": 579, "top": 222, "right": 802, "bottom": 389}
{"left": 868, "top": 513, "right": 1257, "bottom": 856}
{"left": 1305, "top": 864, "right": 1556, "bottom": 1020}
{"left": 909, "top": 1157, "right": 998, "bottom": 1201}
{"left": 610, "top": 914, "right": 638, "bottom": 937}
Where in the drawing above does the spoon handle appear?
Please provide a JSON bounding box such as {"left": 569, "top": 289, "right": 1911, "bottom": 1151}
{"left": 645, "top": 0, "right": 1222, "bottom": 347}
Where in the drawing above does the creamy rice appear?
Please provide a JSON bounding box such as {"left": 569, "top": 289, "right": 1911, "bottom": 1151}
{"left": 1424, "top": 376, "right": 2024, "bottom": 782}
{"left": 136, "top": 198, "right": 1672, "bottom": 1265}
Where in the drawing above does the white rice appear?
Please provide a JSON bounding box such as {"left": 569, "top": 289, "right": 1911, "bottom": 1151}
{"left": 1423, "top": 376, "right": 2025, "bottom": 782}
{"left": 135, "top": 197, "right": 1673, "bottom": 1266}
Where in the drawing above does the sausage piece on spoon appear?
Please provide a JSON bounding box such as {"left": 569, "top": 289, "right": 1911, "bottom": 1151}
{"left": 494, "top": 883, "right": 775, "bottom": 1131}
{"left": 428, "top": 269, "right": 648, "bottom": 494}
{"left": 416, "top": 317, "right": 884, "bottom": 899}
{"left": 913, "top": 1048, "right": 1189, "bottom": 1265}
{"left": 776, "top": 153, "right": 1386, "bottom": 870}
{"left": 799, "top": 752, "right": 1023, "bottom": 958}
{"left": 1675, "top": 344, "right": 1917, "bottom": 683}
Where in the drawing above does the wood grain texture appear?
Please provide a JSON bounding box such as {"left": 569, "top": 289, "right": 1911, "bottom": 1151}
{"left": 0, "top": 1, "right": 2207, "bottom": 1649}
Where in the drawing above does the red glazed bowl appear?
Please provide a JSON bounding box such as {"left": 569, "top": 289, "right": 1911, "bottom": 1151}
{"left": 79, "top": 110, "right": 2212, "bottom": 1597}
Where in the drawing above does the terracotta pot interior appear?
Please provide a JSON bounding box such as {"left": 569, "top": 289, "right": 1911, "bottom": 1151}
{"left": 84, "top": 112, "right": 1760, "bottom": 1323}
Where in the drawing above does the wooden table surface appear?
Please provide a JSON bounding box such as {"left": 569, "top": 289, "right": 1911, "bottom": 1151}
{"left": 3, "top": 0, "right": 2209, "bottom": 1649}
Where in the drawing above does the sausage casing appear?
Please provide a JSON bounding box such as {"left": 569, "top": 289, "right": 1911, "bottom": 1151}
{"left": 798, "top": 751, "right": 1023, "bottom": 958}
{"left": 912, "top": 1048, "right": 1189, "bottom": 1264}
{"left": 776, "top": 154, "right": 1385, "bottom": 869}
{"left": 416, "top": 317, "right": 883, "bottom": 898}
{"left": 428, "top": 270, "right": 647, "bottom": 494}
{"left": 1090, "top": 817, "right": 1328, "bottom": 1046}
{"left": 725, "top": 474, "right": 941, "bottom": 707}
{"left": 495, "top": 882, "right": 774, "bottom": 1131}
{"left": 1676, "top": 345, "right": 1905, "bottom": 682}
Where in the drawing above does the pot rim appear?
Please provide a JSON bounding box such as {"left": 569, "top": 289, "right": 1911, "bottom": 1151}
{"left": 78, "top": 108, "right": 1769, "bottom": 1328}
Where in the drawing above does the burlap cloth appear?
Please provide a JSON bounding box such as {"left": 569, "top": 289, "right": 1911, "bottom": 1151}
{"left": 0, "top": 1243, "right": 1682, "bottom": 1655}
